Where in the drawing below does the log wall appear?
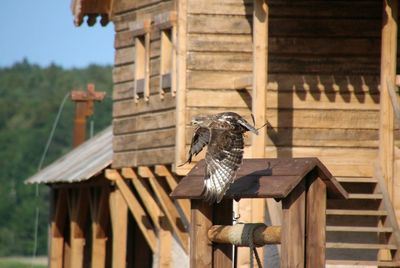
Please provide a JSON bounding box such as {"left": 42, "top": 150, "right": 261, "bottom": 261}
{"left": 266, "top": 0, "right": 384, "bottom": 179}
{"left": 111, "top": 0, "right": 176, "bottom": 168}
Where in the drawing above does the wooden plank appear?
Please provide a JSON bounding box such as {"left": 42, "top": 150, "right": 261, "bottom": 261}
{"left": 115, "top": 46, "right": 135, "bottom": 66}
{"left": 187, "top": 70, "right": 251, "bottom": 89}
{"left": 159, "top": 217, "right": 173, "bottom": 268}
{"left": 90, "top": 187, "right": 110, "bottom": 268}
{"left": 188, "top": 0, "right": 252, "bottom": 16}
{"left": 175, "top": 0, "right": 188, "bottom": 168}
{"left": 190, "top": 200, "right": 212, "bottom": 268}
{"left": 106, "top": 169, "right": 157, "bottom": 253}
{"left": 69, "top": 188, "right": 90, "bottom": 268}
{"left": 326, "top": 242, "right": 397, "bottom": 250}
{"left": 269, "top": 55, "right": 380, "bottom": 75}
{"left": 212, "top": 200, "right": 233, "bottom": 267}
{"left": 269, "top": 36, "right": 380, "bottom": 56}
{"left": 268, "top": 1, "right": 381, "bottom": 19}
{"left": 121, "top": 167, "right": 163, "bottom": 230}
{"left": 50, "top": 189, "right": 68, "bottom": 268}
{"left": 379, "top": 0, "right": 398, "bottom": 202}
{"left": 155, "top": 165, "right": 191, "bottom": 220}
{"left": 305, "top": 176, "right": 326, "bottom": 268}
{"left": 113, "top": 109, "right": 175, "bottom": 134}
{"left": 268, "top": 74, "right": 380, "bottom": 94}
{"left": 188, "top": 14, "right": 252, "bottom": 34}
{"left": 186, "top": 89, "right": 380, "bottom": 110}
{"left": 269, "top": 17, "right": 380, "bottom": 38}
{"left": 281, "top": 180, "right": 306, "bottom": 268}
{"left": 113, "top": 64, "right": 134, "bottom": 84}
{"left": 112, "top": 147, "right": 175, "bottom": 168}
{"left": 113, "top": 127, "right": 175, "bottom": 152}
{"left": 113, "top": 0, "right": 164, "bottom": 14}
{"left": 186, "top": 108, "right": 381, "bottom": 130}
{"left": 112, "top": 81, "right": 133, "bottom": 101}
{"left": 114, "top": 30, "right": 134, "bottom": 49}
{"left": 187, "top": 51, "right": 252, "bottom": 72}
{"left": 109, "top": 185, "right": 128, "bottom": 268}
{"left": 188, "top": 34, "right": 252, "bottom": 53}
{"left": 138, "top": 166, "right": 189, "bottom": 254}
{"left": 113, "top": 93, "right": 175, "bottom": 118}
{"left": 387, "top": 79, "right": 400, "bottom": 123}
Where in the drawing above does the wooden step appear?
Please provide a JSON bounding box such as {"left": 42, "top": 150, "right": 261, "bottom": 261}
{"left": 326, "top": 209, "right": 388, "bottom": 216}
{"left": 326, "top": 226, "right": 393, "bottom": 233}
{"left": 326, "top": 260, "right": 400, "bottom": 267}
{"left": 336, "top": 177, "right": 378, "bottom": 183}
{"left": 326, "top": 242, "right": 397, "bottom": 250}
{"left": 348, "top": 193, "right": 383, "bottom": 199}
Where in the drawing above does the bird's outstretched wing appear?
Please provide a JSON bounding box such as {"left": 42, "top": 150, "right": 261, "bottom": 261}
{"left": 186, "top": 127, "right": 210, "bottom": 164}
{"left": 203, "top": 128, "right": 244, "bottom": 203}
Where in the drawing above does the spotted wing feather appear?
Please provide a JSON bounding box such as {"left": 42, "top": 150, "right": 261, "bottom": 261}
{"left": 203, "top": 128, "right": 244, "bottom": 203}
{"left": 187, "top": 127, "right": 210, "bottom": 163}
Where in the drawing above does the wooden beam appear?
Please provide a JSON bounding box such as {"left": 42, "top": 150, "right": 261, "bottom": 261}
{"left": 305, "top": 176, "right": 326, "bottom": 268}
{"left": 213, "top": 200, "right": 233, "bottom": 267}
{"left": 281, "top": 180, "right": 306, "bottom": 268}
{"left": 386, "top": 79, "right": 400, "bottom": 123}
{"left": 109, "top": 184, "right": 128, "bottom": 268}
{"left": 68, "top": 188, "right": 90, "bottom": 268}
{"left": 138, "top": 166, "right": 189, "bottom": 254}
{"left": 208, "top": 224, "right": 281, "bottom": 246}
{"left": 190, "top": 200, "right": 213, "bottom": 268}
{"left": 106, "top": 169, "right": 157, "bottom": 253}
{"left": 50, "top": 189, "right": 68, "bottom": 268}
{"left": 155, "top": 165, "right": 190, "bottom": 220}
{"left": 379, "top": 0, "right": 398, "bottom": 200}
{"left": 233, "top": 75, "right": 252, "bottom": 89}
{"left": 122, "top": 167, "right": 163, "bottom": 230}
{"left": 175, "top": 0, "right": 188, "bottom": 172}
{"left": 89, "top": 187, "right": 110, "bottom": 268}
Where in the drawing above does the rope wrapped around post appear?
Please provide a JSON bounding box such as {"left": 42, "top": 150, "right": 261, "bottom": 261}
{"left": 207, "top": 223, "right": 281, "bottom": 247}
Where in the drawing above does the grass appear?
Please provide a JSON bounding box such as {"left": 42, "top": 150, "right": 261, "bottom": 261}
{"left": 0, "top": 258, "right": 46, "bottom": 268}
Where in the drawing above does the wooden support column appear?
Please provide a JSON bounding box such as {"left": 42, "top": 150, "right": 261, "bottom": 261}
{"left": 190, "top": 200, "right": 213, "bottom": 268}
{"left": 50, "top": 189, "right": 68, "bottom": 268}
{"left": 139, "top": 166, "right": 189, "bottom": 254}
{"left": 110, "top": 185, "right": 128, "bottom": 268}
{"left": 238, "top": 1, "right": 269, "bottom": 266}
{"left": 175, "top": 0, "right": 188, "bottom": 174}
{"left": 106, "top": 169, "right": 157, "bottom": 253}
{"left": 380, "top": 0, "right": 398, "bottom": 199}
{"left": 305, "top": 175, "right": 326, "bottom": 268}
{"left": 155, "top": 165, "right": 190, "bottom": 220}
{"left": 68, "top": 188, "right": 90, "bottom": 268}
{"left": 212, "top": 200, "right": 233, "bottom": 267}
{"left": 89, "top": 186, "right": 110, "bottom": 268}
{"left": 281, "top": 180, "right": 306, "bottom": 268}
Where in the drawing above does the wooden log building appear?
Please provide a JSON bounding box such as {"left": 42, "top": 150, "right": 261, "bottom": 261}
{"left": 26, "top": 0, "right": 400, "bottom": 267}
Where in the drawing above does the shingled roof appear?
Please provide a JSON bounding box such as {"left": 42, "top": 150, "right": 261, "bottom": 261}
{"left": 25, "top": 126, "right": 112, "bottom": 184}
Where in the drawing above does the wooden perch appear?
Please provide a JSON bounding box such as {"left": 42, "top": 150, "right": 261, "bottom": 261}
{"left": 208, "top": 224, "right": 281, "bottom": 247}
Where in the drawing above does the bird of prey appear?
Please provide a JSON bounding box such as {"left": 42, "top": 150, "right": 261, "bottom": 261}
{"left": 184, "top": 112, "right": 258, "bottom": 203}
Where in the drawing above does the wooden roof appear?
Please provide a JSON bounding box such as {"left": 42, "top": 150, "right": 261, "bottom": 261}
{"left": 25, "top": 126, "right": 112, "bottom": 184}
{"left": 171, "top": 158, "right": 348, "bottom": 200}
{"left": 71, "top": 0, "right": 113, "bottom": 26}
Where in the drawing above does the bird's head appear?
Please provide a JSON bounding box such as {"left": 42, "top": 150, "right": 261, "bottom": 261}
{"left": 191, "top": 115, "right": 209, "bottom": 127}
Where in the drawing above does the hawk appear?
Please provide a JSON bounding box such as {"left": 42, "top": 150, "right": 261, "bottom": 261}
{"left": 184, "top": 112, "right": 258, "bottom": 203}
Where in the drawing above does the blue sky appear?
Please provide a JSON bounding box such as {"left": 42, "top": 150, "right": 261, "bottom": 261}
{"left": 0, "top": 1, "right": 114, "bottom": 68}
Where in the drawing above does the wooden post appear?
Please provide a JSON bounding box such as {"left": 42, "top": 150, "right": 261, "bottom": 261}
{"left": 175, "top": 0, "right": 188, "bottom": 173}
{"left": 305, "top": 176, "right": 326, "bottom": 268}
{"left": 110, "top": 186, "right": 128, "bottom": 268}
{"left": 212, "top": 200, "right": 233, "bottom": 267}
{"left": 281, "top": 180, "right": 306, "bottom": 268}
{"left": 90, "top": 187, "right": 110, "bottom": 268}
{"left": 380, "top": 0, "right": 398, "bottom": 199}
{"left": 237, "top": 0, "right": 270, "bottom": 266}
{"left": 68, "top": 188, "right": 90, "bottom": 268}
{"left": 190, "top": 200, "right": 213, "bottom": 268}
{"left": 50, "top": 189, "right": 68, "bottom": 268}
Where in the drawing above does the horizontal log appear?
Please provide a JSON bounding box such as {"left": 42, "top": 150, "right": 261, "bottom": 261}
{"left": 208, "top": 224, "right": 281, "bottom": 247}
{"left": 113, "top": 128, "right": 175, "bottom": 151}
{"left": 188, "top": 34, "right": 252, "bottom": 53}
{"left": 188, "top": 0, "right": 252, "bottom": 16}
{"left": 188, "top": 14, "right": 252, "bottom": 34}
{"left": 112, "top": 147, "right": 175, "bottom": 168}
{"left": 188, "top": 52, "right": 252, "bottom": 72}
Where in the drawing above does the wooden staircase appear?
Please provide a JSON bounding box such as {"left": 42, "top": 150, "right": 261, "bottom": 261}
{"left": 325, "top": 177, "right": 400, "bottom": 267}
